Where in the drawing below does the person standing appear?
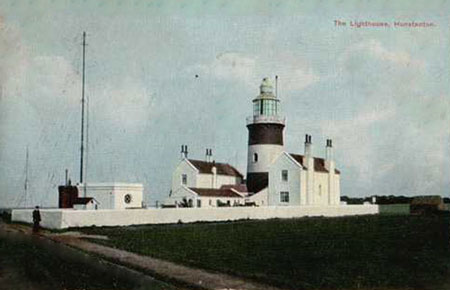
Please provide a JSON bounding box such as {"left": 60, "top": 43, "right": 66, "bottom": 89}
{"left": 32, "top": 206, "right": 41, "bottom": 233}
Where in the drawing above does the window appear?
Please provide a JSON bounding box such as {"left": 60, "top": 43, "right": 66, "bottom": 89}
{"left": 181, "top": 174, "right": 187, "bottom": 185}
{"left": 259, "top": 99, "right": 278, "bottom": 116}
{"left": 280, "top": 192, "right": 289, "bottom": 203}
{"left": 318, "top": 185, "right": 322, "bottom": 196}
{"left": 281, "top": 170, "right": 288, "bottom": 181}
{"left": 209, "top": 199, "right": 212, "bottom": 206}
{"left": 253, "top": 153, "right": 258, "bottom": 162}
{"left": 124, "top": 194, "right": 132, "bottom": 204}
{"left": 253, "top": 101, "right": 260, "bottom": 116}
{"left": 197, "top": 199, "right": 201, "bottom": 208}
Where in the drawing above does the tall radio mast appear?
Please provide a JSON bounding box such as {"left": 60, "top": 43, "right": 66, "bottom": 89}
{"left": 80, "top": 32, "right": 86, "bottom": 186}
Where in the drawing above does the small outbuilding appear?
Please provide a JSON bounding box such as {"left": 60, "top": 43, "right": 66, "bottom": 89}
{"left": 410, "top": 195, "right": 445, "bottom": 215}
{"left": 73, "top": 197, "right": 99, "bottom": 210}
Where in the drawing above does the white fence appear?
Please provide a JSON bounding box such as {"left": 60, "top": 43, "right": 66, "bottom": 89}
{"left": 12, "top": 205, "right": 379, "bottom": 229}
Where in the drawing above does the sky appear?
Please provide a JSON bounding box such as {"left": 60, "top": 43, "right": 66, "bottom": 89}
{"left": 0, "top": 0, "right": 449, "bottom": 208}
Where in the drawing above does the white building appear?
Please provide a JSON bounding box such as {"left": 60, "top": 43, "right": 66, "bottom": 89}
{"left": 77, "top": 183, "right": 144, "bottom": 210}
{"left": 166, "top": 77, "right": 341, "bottom": 208}
{"left": 166, "top": 153, "right": 247, "bottom": 207}
{"left": 73, "top": 197, "right": 99, "bottom": 210}
{"left": 246, "top": 78, "right": 341, "bottom": 206}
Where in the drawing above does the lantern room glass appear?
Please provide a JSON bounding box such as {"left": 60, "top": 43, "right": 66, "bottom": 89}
{"left": 253, "top": 99, "right": 279, "bottom": 116}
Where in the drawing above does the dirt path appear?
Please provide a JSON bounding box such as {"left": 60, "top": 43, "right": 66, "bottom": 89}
{"left": 48, "top": 233, "right": 282, "bottom": 290}
{"left": 5, "top": 223, "right": 282, "bottom": 290}
{"left": 0, "top": 222, "right": 173, "bottom": 290}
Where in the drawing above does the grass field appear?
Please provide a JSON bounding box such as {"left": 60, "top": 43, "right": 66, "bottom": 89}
{"left": 83, "top": 214, "right": 450, "bottom": 289}
{"left": 0, "top": 225, "right": 174, "bottom": 290}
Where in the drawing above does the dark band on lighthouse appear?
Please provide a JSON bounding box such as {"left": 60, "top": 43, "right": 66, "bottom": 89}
{"left": 247, "top": 123, "right": 284, "bottom": 145}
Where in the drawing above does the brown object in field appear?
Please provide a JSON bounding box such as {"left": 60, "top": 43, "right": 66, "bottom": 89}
{"left": 410, "top": 195, "right": 445, "bottom": 215}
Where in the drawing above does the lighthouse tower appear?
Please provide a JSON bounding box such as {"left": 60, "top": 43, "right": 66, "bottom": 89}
{"left": 246, "top": 77, "right": 285, "bottom": 193}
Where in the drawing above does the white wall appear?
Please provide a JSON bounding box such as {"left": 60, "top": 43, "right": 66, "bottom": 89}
{"left": 197, "top": 174, "right": 213, "bottom": 188}
{"left": 165, "top": 186, "right": 196, "bottom": 206}
{"left": 313, "top": 172, "right": 329, "bottom": 206}
{"left": 216, "top": 175, "right": 242, "bottom": 188}
{"left": 268, "top": 153, "right": 302, "bottom": 206}
{"left": 166, "top": 186, "right": 244, "bottom": 208}
{"left": 73, "top": 200, "right": 97, "bottom": 210}
{"left": 197, "top": 196, "right": 244, "bottom": 208}
{"left": 248, "top": 187, "right": 268, "bottom": 206}
{"left": 12, "top": 205, "right": 380, "bottom": 229}
{"left": 12, "top": 209, "right": 64, "bottom": 229}
{"left": 113, "top": 187, "right": 143, "bottom": 209}
{"left": 335, "top": 175, "right": 341, "bottom": 205}
{"left": 300, "top": 170, "right": 307, "bottom": 205}
{"left": 196, "top": 174, "right": 241, "bottom": 189}
{"left": 77, "top": 183, "right": 143, "bottom": 210}
{"left": 77, "top": 185, "right": 113, "bottom": 209}
{"left": 171, "top": 159, "right": 198, "bottom": 193}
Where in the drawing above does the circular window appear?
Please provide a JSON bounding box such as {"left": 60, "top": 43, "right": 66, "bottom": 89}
{"left": 124, "top": 194, "right": 132, "bottom": 204}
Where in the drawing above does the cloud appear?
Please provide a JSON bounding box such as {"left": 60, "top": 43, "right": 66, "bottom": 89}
{"left": 320, "top": 107, "right": 394, "bottom": 179}
{"left": 0, "top": 19, "right": 29, "bottom": 100}
{"left": 90, "top": 77, "right": 155, "bottom": 131}
{"left": 318, "top": 39, "right": 448, "bottom": 196}
{"left": 192, "top": 51, "right": 319, "bottom": 93}
{"left": 342, "top": 39, "right": 424, "bottom": 68}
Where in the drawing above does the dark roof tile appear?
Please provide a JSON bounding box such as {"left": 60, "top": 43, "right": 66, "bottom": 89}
{"left": 189, "top": 188, "right": 243, "bottom": 198}
{"left": 73, "top": 197, "right": 95, "bottom": 205}
{"left": 188, "top": 159, "right": 243, "bottom": 178}
{"left": 220, "top": 184, "right": 248, "bottom": 193}
{"left": 289, "top": 153, "right": 340, "bottom": 174}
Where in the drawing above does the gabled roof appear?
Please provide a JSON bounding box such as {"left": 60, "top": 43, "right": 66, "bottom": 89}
{"left": 188, "top": 159, "right": 243, "bottom": 178}
{"left": 220, "top": 184, "right": 248, "bottom": 193}
{"left": 289, "top": 153, "right": 341, "bottom": 174}
{"left": 73, "top": 197, "right": 97, "bottom": 205}
{"left": 189, "top": 187, "right": 243, "bottom": 198}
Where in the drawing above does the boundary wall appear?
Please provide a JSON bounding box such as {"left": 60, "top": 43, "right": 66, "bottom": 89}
{"left": 12, "top": 205, "right": 379, "bottom": 230}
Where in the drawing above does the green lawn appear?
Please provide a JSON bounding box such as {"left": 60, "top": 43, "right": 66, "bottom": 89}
{"left": 83, "top": 214, "right": 450, "bottom": 289}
